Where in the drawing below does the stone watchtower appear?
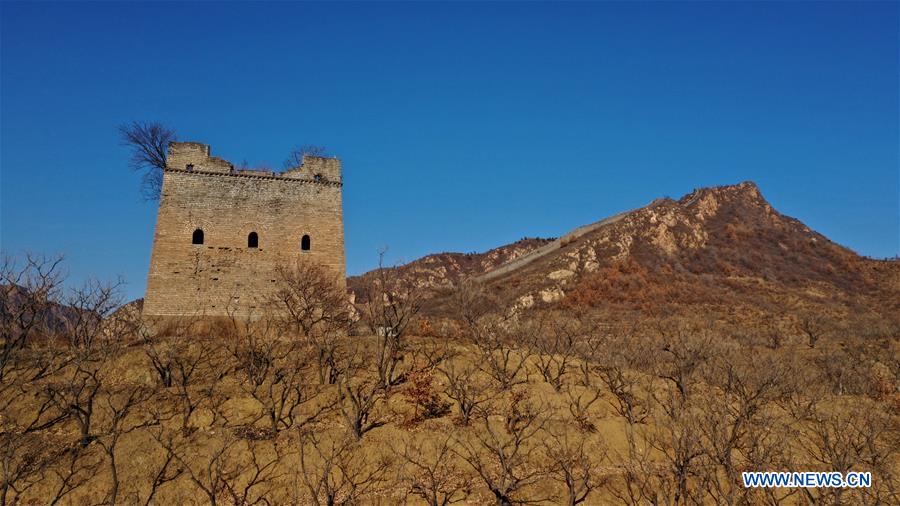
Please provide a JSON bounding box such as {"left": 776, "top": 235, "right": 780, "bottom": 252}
{"left": 142, "top": 142, "right": 346, "bottom": 318}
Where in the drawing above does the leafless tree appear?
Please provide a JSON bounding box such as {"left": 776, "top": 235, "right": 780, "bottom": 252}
{"left": 607, "top": 427, "right": 659, "bottom": 506}
{"left": 447, "top": 281, "right": 530, "bottom": 391}
{"left": 815, "top": 349, "right": 857, "bottom": 396}
{"left": 46, "top": 444, "right": 101, "bottom": 506}
{"left": 0, "top": 253, "right": 66, "bottom": 386}
{"left": 646, "top": 405, "right": 706, "bottom": 506}
{"left": 761, "top": 314, "right": 787, "bottom": 350}
{"left": 270, "top": 260, "right": 351, "bottom": 385}
{"left": 142, "top": 321, "right": 189, "bottom": 388}
{"left": 652, "top": 320, "right": 714, "bottom": 412}
{"left": 166, "top": 431, "right": 282, "bottom": 506}
{"left": 697, "top": 350, "right": 790, "bottom": 505}
{"left": 739, "top": 422, "right": 798, "bottom": 505}
{"left": 95, "top": 384, "right": 155, "bottom": 505}
{"left": 439, "top": 359, "right": 493, "bottom": 426}
{"left": 596, "top": 365, "right": 650, "bottom": 426}
{"left": 796, "top": 311, "right": 828, "bottom": 348}
{"left": 271, "top": 261, "right": 350, "bottom": 338}
{"left": 227, "top": 318, "right": 330, "bottom": 435}
{"left": 411, "top": 334, "right": 456, "bottom": 372}
{"left": 143, "top": 427, "right": 186, "bottom": 506}
{"left": 542, "top": 429, "right": 606, "bottom": 506}
{"left": 473, "top": 320, "right": 531, "bottom": 391}
{"left": 563, "top": 385, "right": 603, "bottom": 433}
{"left": 799, "top": 399, "right": 898, "bottom": 505}
{"left": 357, "top": 251, "right": 422, "bottom": 389}
{"left": 528, "top": 317, "right": 582, "bottom": 392}
{"left": 447, "top": 279, "right": 498, "bottom": 330}
{"left": 62, "top": 278, "right": 125, "bottom": 351}
{"left": 119, "top": 121, "right": 177, "bottom": 200}
{"left": 394, "top": 434, "right": 470, "bottom": 506}
{"left": 43, "top": 348, "right": 109, "bottom": 448}
{"left": 144, "top": 334, "right": 223, "bottom": 431}
{"left": 0, "top": 430, "right": 49, "bottom": 505}
{"left": 39, "top": 278, "right": 126, "bottom": 447}
{"left": 297, "top": 429, "right": 391, "bottom": 505}
{"left": 283, "top": 145, "right": 328, "bottom": 169}
{"left": 454, "top": 394, "right": 549, "bottom": 505}
{"left": 336, "top": 344, "right": 388, "bottom": 439}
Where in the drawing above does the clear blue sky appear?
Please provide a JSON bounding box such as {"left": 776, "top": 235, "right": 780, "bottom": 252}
{"left": 1, "top": 1, "right": 898, "bottom": 302}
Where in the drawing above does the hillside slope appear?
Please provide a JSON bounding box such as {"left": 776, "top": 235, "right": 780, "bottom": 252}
{"left": 347, "top": 237, "right": 554, "bottom": 298}
{"left": 353, "top": 182, "right": 899, "bottom": 322}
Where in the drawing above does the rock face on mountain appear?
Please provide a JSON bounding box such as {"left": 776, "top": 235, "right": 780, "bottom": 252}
{"left": 347, "top": 237, "right": 554, "bottom": 299}
{"left": 353, "top": 181, "right": 899, "bottom": 322}
{"left": 482, "top": 181, "right": 898, "bottom": 316}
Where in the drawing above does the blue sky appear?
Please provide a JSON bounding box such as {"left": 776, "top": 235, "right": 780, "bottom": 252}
{"left": 1, "top": 1, "right": 898, "bottom": 302}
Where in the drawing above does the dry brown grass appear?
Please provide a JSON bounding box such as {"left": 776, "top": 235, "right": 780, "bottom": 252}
{"left": 3, "top": 256, "right": 899, "bottom": 505}
{"left": 2, "top": 323, "right": 898, "bottom": 505}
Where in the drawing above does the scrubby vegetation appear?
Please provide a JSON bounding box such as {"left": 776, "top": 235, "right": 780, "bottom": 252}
{"left": 1, "top": 253, "right": 899, "bottom": 505}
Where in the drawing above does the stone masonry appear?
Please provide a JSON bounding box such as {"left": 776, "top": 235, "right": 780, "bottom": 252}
{"left": 143, "top": 142, "right": 346, "bottom": 318}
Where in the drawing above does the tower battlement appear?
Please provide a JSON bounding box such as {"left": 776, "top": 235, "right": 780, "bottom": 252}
{"left": 143, "top": 142, "right": 346, "bottom": 318}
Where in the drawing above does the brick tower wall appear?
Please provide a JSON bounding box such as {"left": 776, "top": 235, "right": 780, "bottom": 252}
{"left": 143, "top": 142, "right": 346, "bottom": 318}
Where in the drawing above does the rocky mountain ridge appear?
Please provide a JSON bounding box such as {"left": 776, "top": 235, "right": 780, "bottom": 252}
{"left": 350, "top": 181, "right": 899, "bottom": 321}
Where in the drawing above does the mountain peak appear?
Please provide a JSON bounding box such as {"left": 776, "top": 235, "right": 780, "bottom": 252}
{"left": 351, "top": 181, "right": 897, "bottom": 319}
{"left": 679, "top": 180, "right": 762, "bottom": 204}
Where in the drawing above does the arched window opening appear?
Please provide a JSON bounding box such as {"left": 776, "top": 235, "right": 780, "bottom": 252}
{"left": 301, "top": 234, "right": 311, "bottom": 251}
{"left": 248, "top": 232, "right": 259, "bottom": 249}
{"left": 192, "top": 229, "right": 204, "bottom": 245}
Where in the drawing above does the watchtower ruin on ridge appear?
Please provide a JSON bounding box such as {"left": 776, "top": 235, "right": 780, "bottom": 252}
{"left": 142, "top": 141, "right": 346, "bottom": 318}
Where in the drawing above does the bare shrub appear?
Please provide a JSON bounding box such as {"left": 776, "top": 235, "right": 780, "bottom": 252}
{"left": 0, "top": 430, "right": 51, "bottom": 505}
{"left": 0, "top": 253, "right": 67, "bottom": 389}
{"left": 799, "top": 399, "right": 899, "bottom": 504}
{"left": 528, "top": 316, "right": 583, "bottom": 392}
{"left": 95, "top": 384, "right": 155, "bottom": 505}
{"left": 356, "top": 252, "right": 422, "bottom": 389}
{"left": 394, "top": 434, "right": 470, "bottom": 505}
{"left": 563, "top": 385, "right": 603, "bottom": 433}
{"left": 164, "top": 431, "right": 282, "bottom": 506}
{"left": 697, "top": 350, "right": 791, "bottom": 504}
{"left": 297, "top": 429, "right": 391, "bottom": 505}
{"left": 402, "top": 370, "right": 450, "bottom": 426}
{"left": 269, "top": 260, "right": 350, "bottom": 386}
{"left": 454, "top": 393, "right": 549, "bottom": 505}
{"left": 596, "top": 365, "right": 650, "bottom": 426}
{"left": 796, "top": 311, "right": 830, "bottom": 348}
{"left": 542, "top": 428, "right": 606, "bottom": 505}
{"left": 226, "top": 317, "right": 330, "bottom": 435}
{"left": 336, "top": 342, "right": 388, "bottom": 439}
{"left": 439, "top": 359, "right": 493, "bottom": 426}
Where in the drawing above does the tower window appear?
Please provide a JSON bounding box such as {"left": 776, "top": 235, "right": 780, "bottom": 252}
{"left": 301, "top": 234, "right": 311, "bottom": 251}
{"left": 186, "top": 163, "right": 194, "bottom": 171}
{"left": 192, "top": 229, "right": 204, "bottom": 245}
{"left": 248, "top": 232, "right": 258, "bottom": 248}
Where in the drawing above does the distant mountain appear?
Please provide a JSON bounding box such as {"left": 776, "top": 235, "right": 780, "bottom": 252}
{"left": 351, "top": 182, "right": 899, "bottom": 322}
{"left": 0, "top": 284, "right": 80, "bottom": 334}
